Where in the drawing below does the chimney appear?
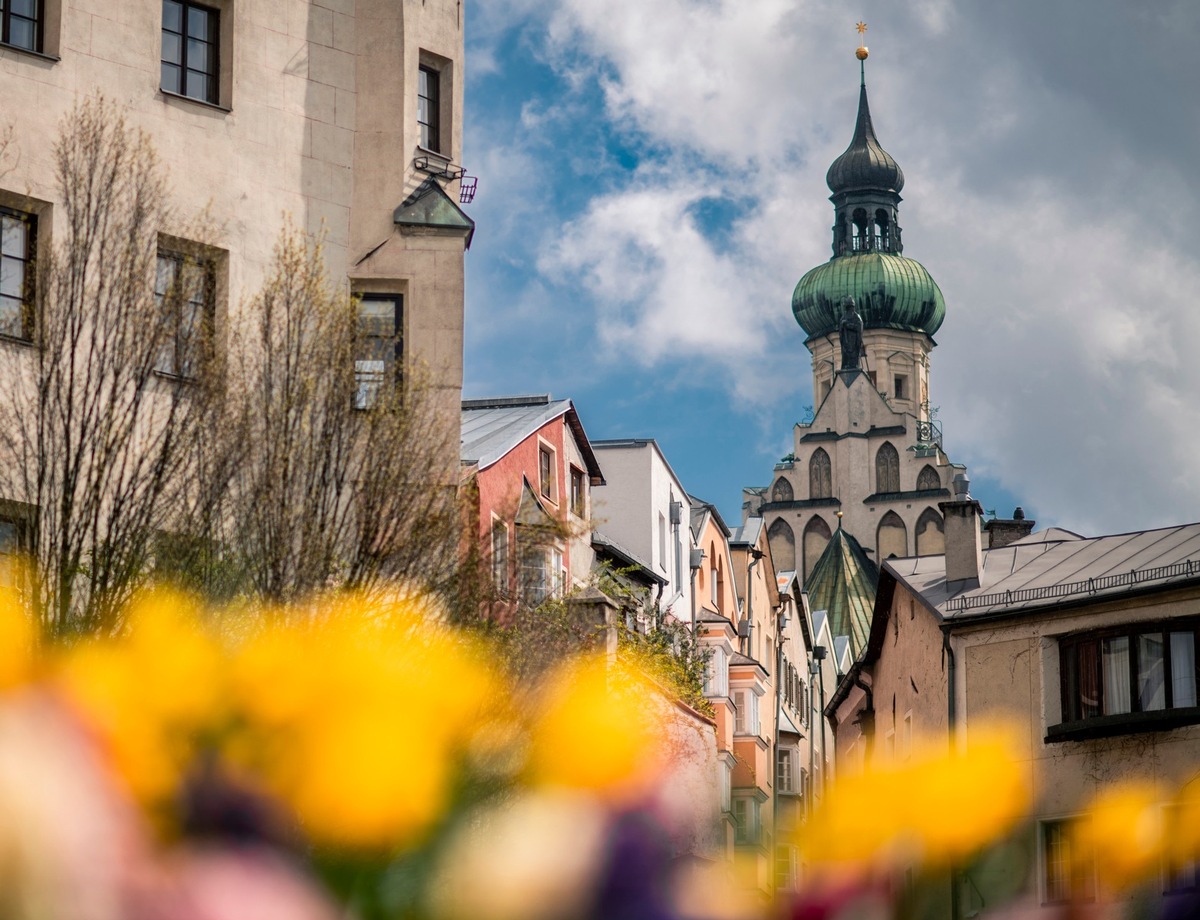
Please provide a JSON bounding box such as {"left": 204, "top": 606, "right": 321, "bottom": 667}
{"left": 938, "top": 473, "right": 984, "bottom": 590}
{"left": 984, "top": 506, "right": 1036, "bottom": 549}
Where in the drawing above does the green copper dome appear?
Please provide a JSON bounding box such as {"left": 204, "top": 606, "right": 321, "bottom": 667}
{"left": 792, "top": 251, "right": 945, "bottom": 340}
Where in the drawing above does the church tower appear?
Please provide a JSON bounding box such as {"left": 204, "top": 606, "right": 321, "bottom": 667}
{"left": 748, "top": 36, "right": 966, "bottom": 606}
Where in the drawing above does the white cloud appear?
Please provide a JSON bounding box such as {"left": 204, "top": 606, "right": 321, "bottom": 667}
{"left": 466, "top": 0, "right": 1200, "bottom": 533}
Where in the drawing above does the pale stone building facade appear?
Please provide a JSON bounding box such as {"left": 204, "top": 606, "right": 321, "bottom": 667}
{"left": 1, "top": 0, "right": 471, "bottom": 438}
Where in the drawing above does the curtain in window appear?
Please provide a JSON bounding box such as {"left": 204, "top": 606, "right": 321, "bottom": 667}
{"left": 1138, "top": 633, "right": 1166, "bottom": 711}
{"left": 1103, "top": 637, "right": 1131, "bottom": 715}
{"left": 1172, "top": 632, "right": 1197, "bottom": 708}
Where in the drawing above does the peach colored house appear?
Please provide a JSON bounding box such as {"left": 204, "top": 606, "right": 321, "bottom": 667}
{"left": 460, "top": 396, "right": 603, "bottom": 611}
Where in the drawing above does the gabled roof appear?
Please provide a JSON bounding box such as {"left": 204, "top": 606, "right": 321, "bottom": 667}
{"left": 393, "top": 178, "right": 475, "bottom": 248}
{"left": 885, "top": 520, "right": 1200, "bottom": 622}
{"left": 804, "top": 526, "right": 879, "bottom": 659}
{"left": 461, "top": 394, "right": 604, "bottom": 482}
{"left": 730, "top": 515, "right": 764, "bottom": 547}
{"left": 690, "top": 494, "right": 732, "bottom": 539}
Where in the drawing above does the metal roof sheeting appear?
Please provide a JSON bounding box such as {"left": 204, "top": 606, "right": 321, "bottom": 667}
{"left": 887, "top": 522, "right": 1200, "bottom": 620}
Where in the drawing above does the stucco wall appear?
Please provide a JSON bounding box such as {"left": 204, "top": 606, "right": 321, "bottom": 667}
{"left": 1, "top": 0, "right": 467, "bottom": 461}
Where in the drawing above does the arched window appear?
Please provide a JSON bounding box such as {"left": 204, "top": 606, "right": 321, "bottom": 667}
{"left": 877, "top": 511, "right": 907, "bottom": 560}
{"left": 768, "top": 518, "right": 796, "bottom": 573}
{"left": 714, "top": 557, "right": 725, "bottom": 613}
{"left": 803, "top": 516, "right": 832, "bottom": 581}
{"left": 771, "top": 476, "right": 794, "bottom": 503}
{"left": 876, "top": 442, "right": 900, "bottom": 494}
{"left": 916, "top": 507, "right": 945, "bottom": 556}
{"left": 916, "top": 464, "right": 940, "bottom": 492}
{"left": 852, "top": 208, "right": 869, "bottom": 251}
{"left": 809, "top": 449, "right": 832, "bottom": 499}
{"left": 874, "top": 208, "right": 890, "bottom": 251}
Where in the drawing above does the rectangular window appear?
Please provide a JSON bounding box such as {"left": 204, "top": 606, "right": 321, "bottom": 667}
{"left": 162, "top": 1, "right": 219, "bottom": 105}
{"left": 1060, "top": 619, "right": 1200, "bottom": 727}
{"left": 417, "top": 65, "right": 441, "bottom": 152}
{"left": 155, "top": 251, "right": 212, "bottom": 378}
{"left": 550, "top": 546, "right": 564, "bottom": 597}
{"left": 490, "top": 520, "right": 508, "bottom": 594}
{"left": 733, "top": 797, "right": 759, "bottom": 845}
{"left": 775, "top": 845, "right": 799, "bottom": 891}
{"left": 658, "top": 512, "right": 667, "bottom": 570}
{"left": 0, "top": 514, "right": 27, "bottom": 587}
{"left": 894, "top": 374, "right": 908, "bottom": 400}
{"left": 0, "top": 207, "right": 35, "bottom": 340}
{"left": 777, "top": 748, "right": 793, "bottom": 792}
{"left": 720, "top": 761, "right": 732, "bottom": 813}
{"left": 354, "top": 295, "right": 402, "bottom": 409}
{"left": 1, "top": 0, "right": 41, "bottom": 51}
{"left": 733, "top": 689, "right": 759, "bottom": 736}
{"left": 570, "top": 466, "right": 585, "bottom": 517}
{"left": 518, "top": 540, "right": 549, "bottom": 608}
{"left": 538, "top": 445, "right": 555, "bottom": 501}
{"left": 703, "top": 646, "right": 727, "bottom": 698}
{"left": 1042, "top": 818, "right": 1094, "bottom": 904}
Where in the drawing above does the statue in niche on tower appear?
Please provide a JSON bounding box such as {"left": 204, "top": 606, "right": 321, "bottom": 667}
{"left": 838, "top": 295, "right": 865, "bottom": 370}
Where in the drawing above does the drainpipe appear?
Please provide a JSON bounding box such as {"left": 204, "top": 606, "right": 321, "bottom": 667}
{"left": 814, "top": 645, "right": 828, "bottom": 801}
{"left": 851, "top": 671, "right": 874, "bottom": 762}
{"left": 808, "top": 656, "right": 819, "bottom": 820}
{"left": 942, "top": 626, "right": 957, "bottom": 745}
{"left": 772, "top": 595, "right": 790, "bottom": 884}
{"left": 688, "top": 548, "right": 705, "bottom": 632}
{"left": 942, "top": 625, "right": 960, "bottom": 920}
{"left": 743, "top": 548, "right": 763, "bottom": 656}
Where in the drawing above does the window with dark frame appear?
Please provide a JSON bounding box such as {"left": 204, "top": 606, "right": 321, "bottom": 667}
{"left": 1060, "top": 619, "right": 1200, "bottom": 727}
{"left": 0, "top": 207, "right": 35, "bottom": 340}
{"left": 569, "top": 466, "right": 585, "bottom": 517}
{"left": 876, "top": 442, "right": 901, "bottom": 493}
{"left": 538, "top": 445, "right": 555, "bottom": 501}
{"left": 354, "top": 295, "right": 402, "bottom": 410}
{"left": 1, "top": 0, "right": 41, "bottom": 52}
{"left": 154, "top": 251, "right": 213, "bottom": 378}
{"left": 161, "top": 0, "right": 219, "bottom": 105}
{"left": 417, "top": 65, "right": 441, "bottom": 152}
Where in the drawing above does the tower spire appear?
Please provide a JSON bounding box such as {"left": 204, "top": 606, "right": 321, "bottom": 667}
{"left": 856, "top": 21, "right": 868, "bottom": 84}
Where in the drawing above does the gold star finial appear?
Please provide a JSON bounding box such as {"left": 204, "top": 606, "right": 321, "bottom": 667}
{"left": 855, "top": 21, "right": 869, "bottom": 61}
{"left": 856, "top": 21, "right": 867, "bottom": 35}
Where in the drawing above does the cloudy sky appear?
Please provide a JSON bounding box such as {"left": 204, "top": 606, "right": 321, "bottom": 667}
{"left": 459, "top": 0, "right": 1200, "bottom": 536}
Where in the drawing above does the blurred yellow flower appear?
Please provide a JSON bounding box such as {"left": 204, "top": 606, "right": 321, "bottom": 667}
{"left": 1075, "top": 781, "right": 1165, "bottom": 890}
{"left": 54, "top": 590, "right": 223, "bottom": 807}
{"left": 803, "top": 725, "right": 1027, "bottom": 868}
{"left": 227, "top": 595, "right": 503, "bottom": 850}
{"left": 525, "top": 656, "right": 663, "bottom": 801}
{"left": 0, "top": 589, "right": 35, "bottom": 692}
{"left": 1170, "top": 774, "right": 1200, "bottom": 873}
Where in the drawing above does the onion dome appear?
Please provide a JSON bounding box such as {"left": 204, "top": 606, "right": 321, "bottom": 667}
{"left": 792, "top": 252, "right": 945, "bottom": 340}
{"left": 792, "top": 62, "right": 945, "bottom": 343}
{"left": 826, "top": 83, "right": 904, "bottom": 195}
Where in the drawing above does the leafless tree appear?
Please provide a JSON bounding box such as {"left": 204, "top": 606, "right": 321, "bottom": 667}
{"left": 182, "top": 227, "right": 464, "bottom": 608}
{"left": 0, "top": 97, "right": 220, "bottom": 635}
{"left": 0, "top": 98, "right": 467, "bottom": 631}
